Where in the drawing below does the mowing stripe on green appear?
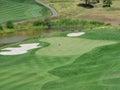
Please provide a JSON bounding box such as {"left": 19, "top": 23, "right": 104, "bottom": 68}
{"left": 0, "top": 0, "right": 51, "bottom": 23}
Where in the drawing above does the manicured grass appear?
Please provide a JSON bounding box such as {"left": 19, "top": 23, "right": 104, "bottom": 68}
{"left": 0, "top": 39, "right": 77, "bottom": 90}
{"left": 42, "top": 43, "right": 120, "bottom": 90}
{"left": 0, "top": 0, "right": 51, "bottom": 23}
{"left": 36, "top": 37, "right": 116, "bottom": 56}
{"left": 81, "top": 29, "right": 120, "bottom": 41}
{"left": 0, "top": 29, "right": 120, "bottom": 90}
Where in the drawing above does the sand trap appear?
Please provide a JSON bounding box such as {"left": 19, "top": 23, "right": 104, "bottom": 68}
{"left": 0, "top": 43, "right": 41, "bottom": 55}
{"left": 67, "top": 32, "right": 85, "bottom": 37}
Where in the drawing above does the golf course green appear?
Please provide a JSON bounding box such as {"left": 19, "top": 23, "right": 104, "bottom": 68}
{"left": 36, "top": 37, "right": 116, "bottom": 56}
{"left": 0, "top": 0, "right": 51, "bottom": 23}
{"left": 0, "top": 29, "right": 120, "bottom": 90}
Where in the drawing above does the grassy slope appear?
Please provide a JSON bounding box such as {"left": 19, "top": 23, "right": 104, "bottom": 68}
{"left": 0, "top": 0, "right": 51, "bottom": 23}
{"left": 42, "top": 43, "right": 120, "bottom": 90}
{"left": 41, "top": 29, "right": 120, "bottom": 90}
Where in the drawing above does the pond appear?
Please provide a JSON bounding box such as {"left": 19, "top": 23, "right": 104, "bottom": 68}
{"left": 0, "top": 36, "right": 29, "bottom": 45}
{"left": 0, "top": 29, "right": 49, "bottom": 47}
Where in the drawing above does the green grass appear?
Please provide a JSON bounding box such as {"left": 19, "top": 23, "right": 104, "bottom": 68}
{"left": 42, "top": 43, "right": 120, "bottom": 90}
{"left": 0, "top": 39, "right": 78, "bottom": 90}
{"left": 0, "top": 29, "right": 120, "bottom": 90}
{"left": 36, "top": 37, "right": 116, "bottom": 56}
{"left": 51, "top": 19, "right": 104, "bottom": 28}
{"left": 0, "top": 0, "right": 51, "bottom": 23}
{"left": 81, "top": 29, "right": 120, "bottom": 41}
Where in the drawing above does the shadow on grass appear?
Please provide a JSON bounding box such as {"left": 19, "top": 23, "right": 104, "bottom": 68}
{"left": 77, "top": 3, "right": 94, "bottom": 9}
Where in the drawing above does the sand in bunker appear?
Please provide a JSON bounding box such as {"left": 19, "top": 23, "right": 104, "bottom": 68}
{"left": 67, "top": 32, "right": 85, "bottom": 37}
{"left": 0, "top": 43, "right": 41, "bottom": 55}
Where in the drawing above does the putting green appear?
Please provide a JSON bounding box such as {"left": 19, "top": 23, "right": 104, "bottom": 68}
{"left": 36, "top": 37, "right": 116, "bottom": 56}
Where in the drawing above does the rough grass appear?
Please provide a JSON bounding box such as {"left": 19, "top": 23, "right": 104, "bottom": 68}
{"left": 0, "top": 0, "right": 51, "bottom": 23}
{"left": 42, "top": 0, "right": 120, "bottom": 25}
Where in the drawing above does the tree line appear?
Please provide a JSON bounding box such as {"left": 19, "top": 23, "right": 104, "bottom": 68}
{"left": 83, "top": 0, "right": 112, "bottom": 7}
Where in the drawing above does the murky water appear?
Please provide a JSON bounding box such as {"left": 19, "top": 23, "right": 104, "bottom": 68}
{"left": 0, "top": 36, "right": 29, "bottom": 44}
{"left": 0, "top": 29, "right": 46, "bottom": 46}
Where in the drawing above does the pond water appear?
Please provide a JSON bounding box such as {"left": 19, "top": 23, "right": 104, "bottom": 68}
{"left": 0, "top": 29, "right": 47, "bottom": 47}
{"left": 0, "top": 36, "right": 29, "bottom": 44}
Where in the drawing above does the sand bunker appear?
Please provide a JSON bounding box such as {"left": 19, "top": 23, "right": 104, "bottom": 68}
{"left": 67, "top": 32, "right": 85, "bottom": 37}
{"left": 0, "top": 43, "right": 41, "bottom": 55}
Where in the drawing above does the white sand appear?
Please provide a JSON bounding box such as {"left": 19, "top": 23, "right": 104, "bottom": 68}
{"left": 67, "top": 32, "right": 85, "bottom": 37}
{"left": 0, "top": 43, "right": 41, "bottom": 55}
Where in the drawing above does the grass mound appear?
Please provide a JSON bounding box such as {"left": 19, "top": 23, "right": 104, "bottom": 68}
{"left": 0, "top": 0, "right": 51, "bottom": 23}
{"left": 42, "top": 43, "right": 120, "bottom": 90}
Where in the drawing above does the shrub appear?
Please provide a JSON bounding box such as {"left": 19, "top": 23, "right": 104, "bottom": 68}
{"left": 44, "top": 18, "right": 51, "bottom": 29}
{"left": 105, "top": 23, "right": 111, "bottom": 26}
{"left": 33, "top": 20, "right": 45, "bottom": 26}
{"left": 0, "top": 25, "right": 3, "bottom": 30}
{"left": 90, "top": 21, "right": 104, "bottom": 25}
{"left": 6, "top": 21, "right": 14, "bottom": 29}
{"left": 33, "top": 18, "right": 51, "bottom": 29}
{"left": 89, "top": 21, "right": 104, "bottom": 26}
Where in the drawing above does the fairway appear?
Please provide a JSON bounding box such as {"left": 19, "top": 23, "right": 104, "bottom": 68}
{"left": 0, "top": 0, "right": 120, "bottom": 89}
{"left": 36, "top": 37, "right": 116, "bottom": 56}
{"left": 0, "top": 0, "right": 51, "bottom": 23}
{"left": 0, "top": 29, "right": 120, "bottom": 90}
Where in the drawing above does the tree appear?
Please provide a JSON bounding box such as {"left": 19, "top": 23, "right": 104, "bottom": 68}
{"left": 103, "top": 0, "right": 112, "bottom": 7}
{"left": 6, "top": 21, "right": 14, "bottom": 29}
{"left": 0, "top": 25, "right": 3, "bottom": 30}
{"left": 96, "top": 0, "right": 100, "bottom": 3}
{"left": 84, "top": 0, "right": 90, "bottom": 5}
{"left": 32, "top": 18, "right": 51, "bottom": 30}
{"left": 44, "top": 18, "right": 51, "bottom": 30}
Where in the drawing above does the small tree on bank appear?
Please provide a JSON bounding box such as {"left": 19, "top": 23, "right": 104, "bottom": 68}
{"left": 44, "top": 18, "right": 51, "bottom": 30}
{"left": 6, "top": 21, "right": 14, "bottom": 29}
{"left": 33, "top": 18, "right": 51, "bottom": 30}
{"left": 0, "top": 25, "right": 3, "bottom": 30}
{"left": 96, "top": 0, "right": 100, "bottom": 3}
